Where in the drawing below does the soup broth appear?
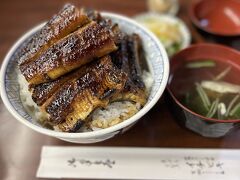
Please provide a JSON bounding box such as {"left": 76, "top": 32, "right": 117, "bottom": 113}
{"left": 169, "top": 59, "right": 240, "bottom": 120}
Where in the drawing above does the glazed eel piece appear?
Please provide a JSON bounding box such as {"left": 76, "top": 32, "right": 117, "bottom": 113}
{"left": 30, "top": 71, "right": 78, "bottom": 106}
{"left": 39, "top": 56, "right": 127, "bottom": 132}
{"left": 30, "top": 58, "right": 95, "bottom": 106}
{"left": 111, "top": 34, "right": 147, "bottom": 106}
{"left": 17, "top": 4, "right": 90, "bottom": 66}
{"left": 81, "top": 8, "right": 124, "bottom": 44}
{"left": 21, "top": 21, "right": 117, "bottom": 85}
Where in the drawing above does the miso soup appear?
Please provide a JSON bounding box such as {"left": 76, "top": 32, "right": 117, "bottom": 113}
{"left": 169, "top": 59, "right": 240, "bottom": 120}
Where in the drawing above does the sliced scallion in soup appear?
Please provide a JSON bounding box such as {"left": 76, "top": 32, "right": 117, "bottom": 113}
{"left": 170, "top": 60, "right": 240, "bottom": 120}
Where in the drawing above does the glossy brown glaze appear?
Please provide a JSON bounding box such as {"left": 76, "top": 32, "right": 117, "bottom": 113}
{"left": 31, "top": 75, "right": 70, "bottom": 106}
{"left": 127, "top": 34, "right": 145, "bottom": 88}
{"left": 30, "top": 65, "right": 90, "bottom": 106}
{"left": 111, "top": 34, "right": 147, "bottom": 106}
{"left": 21, "top": 21, "right": 117, "bottom": 85}
{"left": 31, "top": 79, "right": 62, "bottom": 106}
{"left": 43, "top": 56, "right": 127, "bottom": 132}
{"left": 81, "top": 8, "right": 124, "bottom": 43}
{"left": 17, "top": 4, "right": 90, "bottom": 66}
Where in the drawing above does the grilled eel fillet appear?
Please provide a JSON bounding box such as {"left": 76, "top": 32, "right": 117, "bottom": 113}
{"left": 30, "top": 58, "right": 97, "bottom": 106}
{"left": 37, "top": 56, "right": 127, "bottom": 132}
{"left": 17, "top": 4, "right": 90, "bottom": 66}
{"left": 81, "top": 8, "right": 123, "bottom": 43}
{"left": 20, "top": 21, "right": 117, "bottom": 85}
{"left": 111, "top": 34, "right": 147, "bottom": 106}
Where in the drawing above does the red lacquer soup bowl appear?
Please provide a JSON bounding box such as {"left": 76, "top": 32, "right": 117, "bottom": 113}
{"left": 190, "top": 0, "right": 240, "bottom": 36}
{"left": 167, "top": 43, "right": 240, "bottom": 137}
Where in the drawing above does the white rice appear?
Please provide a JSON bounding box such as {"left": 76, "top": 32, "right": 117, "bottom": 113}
{"left": 18, "top": 70, "right": 153, "bottom": 131}
{"left": 18, "top": 72, "right": 48, "bottom": 122}
{"left": 90, "top": 101, "right": 141, "bottom": 129}
{"left": 142, "top": 70, "right": 154, "bottom": 95}
{"left": 90, "top": 70, "right": 153, "bottom": 130}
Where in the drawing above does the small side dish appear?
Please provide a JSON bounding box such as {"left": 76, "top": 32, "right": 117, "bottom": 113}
{"left": 17, "top": 4, "right": 153, "bottom": 132}
{"left": 134, "top": 13, "right": 190, "bottom": 56}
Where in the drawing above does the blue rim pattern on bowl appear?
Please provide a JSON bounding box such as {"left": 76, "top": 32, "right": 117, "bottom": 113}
{"left": 1, "top": 12, "right": 169, "bottom": 138}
